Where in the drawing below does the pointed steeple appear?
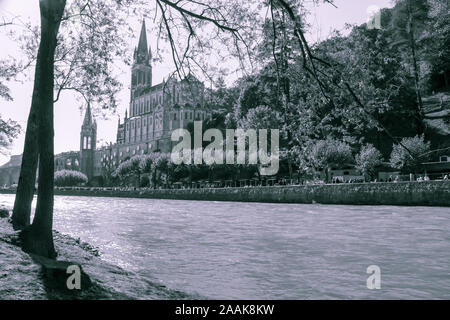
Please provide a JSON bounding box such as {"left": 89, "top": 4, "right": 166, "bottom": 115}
{"left": 137, "top": 19, "right": 148, "bottom": 55}
{"left": 134, "top": 19, "right": 150, "bottom": 65}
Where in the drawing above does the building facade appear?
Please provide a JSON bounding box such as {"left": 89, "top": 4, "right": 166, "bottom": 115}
{"left": 0, "top": 20, "right": 211, "bottom": 187}
{"left": 79, "top": 20, "right": 210, "bottom": 184}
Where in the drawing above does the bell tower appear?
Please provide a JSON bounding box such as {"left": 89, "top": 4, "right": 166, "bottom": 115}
{"left": 80, "top": 103, "right": 97, "bottom": 182}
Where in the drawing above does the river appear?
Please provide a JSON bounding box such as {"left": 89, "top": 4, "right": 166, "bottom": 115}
{"left": 1, "top": 194, "right": 449, "bottom": 299}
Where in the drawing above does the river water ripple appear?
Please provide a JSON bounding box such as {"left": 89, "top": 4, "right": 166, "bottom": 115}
{"left": 1, "top": 194, "right": 449, "bottom": 299}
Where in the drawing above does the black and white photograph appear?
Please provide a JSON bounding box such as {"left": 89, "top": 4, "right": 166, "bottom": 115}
{"left": 0, "top": 0, "right": 449, "bottom": 309}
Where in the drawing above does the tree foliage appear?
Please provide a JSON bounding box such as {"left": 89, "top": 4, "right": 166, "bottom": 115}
{"left": 54, "top": 169, "right": 88, "bottom": 186}
{"left": 307, "top": 138, "right": 353, "bottom": 182}
{"left": 389, "top": 134, "right": 431, "bottom": 173}
{"left": 355, "top": 144, "right": 384, "bottom": 181}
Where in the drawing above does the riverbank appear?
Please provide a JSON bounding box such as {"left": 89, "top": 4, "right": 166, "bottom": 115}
{"left": 2, "top": 180, "right": 449, "bottom": 206}
{"left": 0, "top": 209, "right": 193, "bottom": 300}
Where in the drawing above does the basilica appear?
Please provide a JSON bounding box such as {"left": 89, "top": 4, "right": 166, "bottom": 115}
{"left": 79, "top": 20, "right": 211, "bottom": 183}
{"left": 0, "top": 20, "right": 211, "bottom": 186}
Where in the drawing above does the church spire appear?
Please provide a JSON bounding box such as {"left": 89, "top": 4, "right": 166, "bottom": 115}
{"left": 134, "top": 19, "right": 150, "bottom": 65}
{"left": 137, "top": 19, "right": 148, "bottom": 55}
{"left": 83, "top": 103, "right": 92, "bottom": 126}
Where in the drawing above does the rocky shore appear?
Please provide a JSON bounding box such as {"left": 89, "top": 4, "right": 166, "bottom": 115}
{"left": 0, "top": 206, "right": 192, "bottom": 300}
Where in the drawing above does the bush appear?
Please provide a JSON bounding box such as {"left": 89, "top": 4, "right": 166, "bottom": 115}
{"left": 140, "top": 175, "right": 150, "bottom": 188}
{"left": 54, "top": 170, "right": 88, "bottom": 187}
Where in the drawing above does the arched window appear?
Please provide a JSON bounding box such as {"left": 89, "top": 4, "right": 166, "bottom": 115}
{"left": 87, "top": 136, "right": 91, "bottom": 149}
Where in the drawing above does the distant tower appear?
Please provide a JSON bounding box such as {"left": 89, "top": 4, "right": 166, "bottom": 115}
{"left": 80, "top": 103, "right": 97, "bottom": 182}
{"left": 131, "top": 19, "right": 152, "bottom": 102}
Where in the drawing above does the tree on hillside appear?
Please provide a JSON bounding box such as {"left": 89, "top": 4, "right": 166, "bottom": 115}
{"left": 422, "top": 0, "right": 450, "bottom": 91}
{"left": 239, "top": 105, "right": 282, "bottom": 130}
{"left": 390, "top": 0, "right": 430, "bottom": 132}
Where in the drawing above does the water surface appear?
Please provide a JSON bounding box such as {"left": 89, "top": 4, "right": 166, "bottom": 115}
{"left": 1, "top": 194, "right": 449, "bottom": 299}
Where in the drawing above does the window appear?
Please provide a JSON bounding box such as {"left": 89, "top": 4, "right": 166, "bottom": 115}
{"left": 173, "top": 113, "right": 177, "bottom": 120}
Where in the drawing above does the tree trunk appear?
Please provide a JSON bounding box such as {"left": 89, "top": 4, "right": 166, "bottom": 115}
{"left": 11, "top": 98, "right": 39, "bottom": 230}
{"left": 152, "top": 168, "right": 157, "bottom": 189}
{"left": 188, "top": 166, "right": 192, "bottom": 187}
{"left": 137, "top": 171, "right": 141, "bottom": 188}
{"left": 407, "top": 2, "right": 424, "bottom": 134}
{"left": 21, "top": 0, "right": 66, "bottom": 259}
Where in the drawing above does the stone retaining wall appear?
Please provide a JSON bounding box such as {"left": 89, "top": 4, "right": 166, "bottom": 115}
{"left": 1, "top": 181, "right": 449, "bottom": 206}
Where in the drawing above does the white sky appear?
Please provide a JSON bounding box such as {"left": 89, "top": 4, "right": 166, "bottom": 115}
{"left": 0, "top": 0, "right": 394, "bottom": 165}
